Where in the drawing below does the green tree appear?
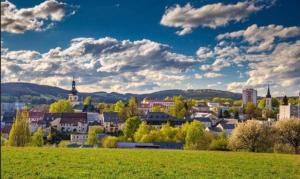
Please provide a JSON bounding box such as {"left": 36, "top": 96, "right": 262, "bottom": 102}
{"left": 31, "top": 128, "right": 44, "bottom": 147}
{"left": 151, "top": 106, "right": 165, "bottom": 112}
{"left": 185, "top": 121, "right": 208, "bottom": 150}
{"left": 123, "top": 116, "right": 141, "bottom": 141}
{"left": 134, "top": 122, "right": 151, "bottom": 142}
{"left": 128, "top": 96, "right": 138, "bottom": 117}
{"left": 275, "top": 119, "right": 300, "bottom": 154}
{"left": 49, "top": 100, "right": 73, "bottom": 113}
{"left": 209, "top": 131, "right": 228, "bottom": 151}
{"left": 160, "top": 123, "right": 178, "bottom": 142}
{"left": 8, "top": 110, "right": 31, "bottom": 146}
{"left": 114, "top": 100, "right": 127, "bottom": 122}
{"left": 175, "top": 122, "right": 190, "bottom": 143}
{"left": 223, "top": 110, "right": 230, "bottom": 118}
{"left": 228, "top": 120, "right": 273, "bottom": 152}
{"left": 244, "top": 102, "right": 256, "bottom": 119}
{"left": 83, "top": 96, "right": 92, "bottom": 106}
{"left": 102, "top": 136, "right": 118, "bottom": 148}
{"left": 87, "top": 126, "right": 103, "bottom": 145}
{"left": 98, "top": 103, "right": 112, "bottom": 113}
{"left": 233, "top": 100, "right": 242, "bottom": 106}
{"left": 170, "top": 96, "right": 192, "bottom": 118}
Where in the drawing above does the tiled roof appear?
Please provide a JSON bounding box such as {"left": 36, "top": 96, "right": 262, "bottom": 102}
{"left": 219, "top": 119, "right": 237, "bottom": 130}
{"left": 102, "top": 112, "right": 119, "bottom": 123}
{"left": 60, "top": 112, "right": 87, "bottom": 124}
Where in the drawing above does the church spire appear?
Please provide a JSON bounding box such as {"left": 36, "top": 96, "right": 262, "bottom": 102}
{"left": 71, "top": 76, "right": 78, "bottom": 95}
{"left": 266, "top": 84, "right": 271, "bottom": 98}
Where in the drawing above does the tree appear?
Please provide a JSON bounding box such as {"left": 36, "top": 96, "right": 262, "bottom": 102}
{"left": 170, "top": 96, "right": 191, "bottom": 119}
{"left": 8, "top": 110, "right": 31, "bottom": 146}
{"left": 223, "top": 110, "right": 230, "bottom": 118}
{"left": 83, "top": 96, "right": 92, "bottom": 106}
{"left": 233, "top": 100, "right": 242, "bottom": 106}
{"left": 228, "top": 120, "right": 273, "bottom": 152}
{"left": 244, "top": 102, "right": 256, "bottom": 119}
{"left": 123, "top": 116, "right": 141, "bottom": 141}
{"left": 31, "top": 128, "right": 44, "bottom": 147}
{"left": 128, "top": 96, "right": 138, "bottom": 117}
{"left": 234, "top": 111, "right": 239, "bottom": 120}
{"left": 275, "top": 119, "right": 300, "bottom": 154}
{"left": 209, "top": 131, "right": 228, "bottom": 151}
{"left": 98, "top": 103, "right": 112, "bottom": 113}
{"left": 134, "top": 122, "right": 151, "bottom": 142}
{"left": 87, "top": 126, "right": 103, "bottom": 145}
{"left": 160, "top": 123, "right": 178, "bottom": 142}
{"left": 102, "top": 136, "right": 118, "bottom": 148}
{"left": 258, "top": 98, "right": 280, "bottom": 110}
{"left": 185, "top": 121, "right": 208, "bottom": 150}
{"left": 114, "top": 100, "right": 127, "bottom": 122}
{"left": 175, "top": 122, "right": 190, "bottom": 143}
{"left": 151, "top": 106, "right": 165, "bottom": 112}
{"left": 49, "top": 100, "right": 73, "bottom": 113}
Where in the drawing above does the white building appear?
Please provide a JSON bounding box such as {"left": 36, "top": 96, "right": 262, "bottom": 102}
{"left": 70, "top": 133, "right": 88, "bottom": 144}
{"left": 50, "top": 113, "right": 88, "bottom": 133}
{"left": 242, "top": 88, "right": 257, "bottom": 106}
{"left": 68, "top": 76, "right": 80, "bottom": 106}
{"left": 279, "top": 104, "right": 299, "bottom": 120}
{"left": 141, "top": 97, "right": 175, "bottom": 109}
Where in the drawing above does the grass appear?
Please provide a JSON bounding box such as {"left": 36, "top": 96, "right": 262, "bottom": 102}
{"left": 1, "top": 147, "right": 300, "bottom": 179}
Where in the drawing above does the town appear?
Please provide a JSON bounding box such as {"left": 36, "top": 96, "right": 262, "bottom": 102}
{"left": 1, "top": 78, "right": 300, "bottom": 153}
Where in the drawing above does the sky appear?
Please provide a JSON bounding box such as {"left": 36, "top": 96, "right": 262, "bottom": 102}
{"left": 1, "top": 0, "right": 300, "bottom": 96}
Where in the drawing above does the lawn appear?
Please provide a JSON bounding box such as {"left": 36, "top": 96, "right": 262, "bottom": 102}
{"left": 1, "top": 147, "right": 300, "bottom": 178}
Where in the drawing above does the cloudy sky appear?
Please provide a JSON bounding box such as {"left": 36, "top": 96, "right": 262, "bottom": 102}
{"left": 1, "top": 0, "right": 300, "bottom": 96}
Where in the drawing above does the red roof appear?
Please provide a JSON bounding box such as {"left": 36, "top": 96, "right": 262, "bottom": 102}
{"left": 60, "top": 113, "right": 87, "bottom": 124}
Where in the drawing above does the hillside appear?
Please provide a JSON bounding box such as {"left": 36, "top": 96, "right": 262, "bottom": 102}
{"left": 1, "top": 82, "right": 242, "bottom": 104}
{"left": 2, "top": 147, "right": 299, "bottom": 178}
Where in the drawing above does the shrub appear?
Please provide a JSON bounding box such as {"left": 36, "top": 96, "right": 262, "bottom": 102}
{"left": 31, "top": 128, "right": 44, "bottom": 147}
{"left": 58, "top": 140, "right": 70, "bottom": 148}
{"left": 209, "top": 132, "right": 228, "bottom": 151}
{"left": 1, "top": 136, "right": 8, "bottom": 146}
{"left": 273, "top": 143, "right": 295, "bottom": 154}
{"left": 185, "top": 121, "right": 210, "bottom": 150}
{"left": 228, "top": 120, "right": 273, "bottom": 152}
{"left": 102, "top": 136, "right": 118, "bottom": 148}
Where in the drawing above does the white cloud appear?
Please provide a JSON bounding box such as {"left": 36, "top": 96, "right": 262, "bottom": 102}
{"left": 194, "top": 74, "right": 203, "bottom": 79}
{"left": 1, "top": 0, "right": 77, "bottom": 33}
{"left": 160, "top": 1, "right": 265, "bottom": 35}
{"left": 1, "top": 37, "right": 198, "bottom": 93}
{"left": 200, "top": 59, "right": 231, "bottom": 71}
{"left": 203, "top": 72, "right": 223, "bottom": 78}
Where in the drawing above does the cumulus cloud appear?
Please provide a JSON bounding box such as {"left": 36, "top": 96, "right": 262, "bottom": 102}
{"left": 203, "top": 72, "right": 223, "bottom": 78}
{"left": 160, "top": 1, "right": 265, "bottom": 35}
{"left": 1, "top": 37, "right": 198, "bottom": 93}
{"left": 200, "top": 59, "right": 231, "bottom": 71}
{"left": 1, "top": 0, "right": 77, "bottom": 33}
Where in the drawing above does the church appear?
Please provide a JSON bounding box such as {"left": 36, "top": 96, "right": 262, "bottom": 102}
{"left": 262, "top": 84, "right": 274, "bottom": 119}
{"left": 68, "top": 76, "right": 80, "bottom": 106}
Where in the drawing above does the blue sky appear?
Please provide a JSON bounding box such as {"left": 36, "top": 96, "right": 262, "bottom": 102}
{"left": 1, "top": 0, "right": 300, "bottom": 96}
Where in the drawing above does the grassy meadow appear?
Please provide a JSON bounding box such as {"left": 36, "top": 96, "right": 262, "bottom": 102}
{"left": 1, "top": 147, "right": 300, "bottom": 178}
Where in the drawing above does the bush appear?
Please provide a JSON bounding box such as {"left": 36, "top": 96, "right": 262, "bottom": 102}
{"left": 102, "top": 136, "right": 118, "bottom": 148}
{"left": 185, "top": 121, "right": 211, "bottom": 150}
{"left": 209, "top": 132, "right": 228, "bottom": 151}
{"left": 228, "top": 120, "right": 274, "bottom": 152}
{"left": 273, "top": 143, "right": 295, "bottom": 154}
{"left": 1, "top": 136, "right": 8, "bottom": 146}
{"left": 58, "top": 140, "right": 70, "bottom": 148}
{"left": 31, "top": 128, "right": 44, "bottom": 147}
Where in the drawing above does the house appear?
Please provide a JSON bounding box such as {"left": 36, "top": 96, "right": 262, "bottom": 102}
{"left": 279, "top": 104, "right": 299, "bottom": 120}
{"left": 1, "top": 102, "right": 25, "bottom": 114}
{"left": 141, "top": 112, "right": 188, "bottom": 128}
{"left": 87, "top": 112, "right": 101, "bottom": 124}
{"left": 29, "top": 109, "right": 46, "bottom": 122}
{"left": 138, "top": 103, "right": 152, "bottom": 114}
{"left": 30, "top": 120, "right": 46, "bottom": 133}
{"left": 2, "top": 111, "right": 16, "bottom": 125}
{"left": 190, "top": 113, "right": 212, "bottom": 128}
{"left": 43, "top": 113, "right": 61, "bottom": 126}
{"left": 50, "top": 113, "right": 88, "bottom": 133}
{"left": 99, "top": 112, "right": 120, "bottom": 133}
{"left": 1, "top": 124, "right": 12, "bottom": 139}
{"left": 141, "top": 97, "right": 175, "bottom": 109}
{"left": 191, "top": 102, "right": 210, "bottom": 113}
{"left": 217, "top": 119, "right": 238, "bottom": 135}
{"left": 70, "top": 133, "right": 88, "bottom": 144}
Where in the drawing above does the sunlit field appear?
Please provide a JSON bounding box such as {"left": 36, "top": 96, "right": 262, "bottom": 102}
{"left": 2, "top": 147, "right": 300, "bottom": 178}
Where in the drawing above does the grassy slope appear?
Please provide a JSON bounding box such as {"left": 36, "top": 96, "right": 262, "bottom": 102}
{"left": 1, "top": 147, "right": 300, "bottom": 178}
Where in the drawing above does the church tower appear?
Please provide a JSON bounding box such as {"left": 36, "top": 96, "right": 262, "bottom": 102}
{"left": 68, "top": 76, "right": 79, "bottom": 105}
{"left": 265, "top": 84, "right": 272, "bottom": 110}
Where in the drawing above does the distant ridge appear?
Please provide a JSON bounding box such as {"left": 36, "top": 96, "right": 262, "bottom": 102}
{"left": 1, "top": 82, "right": 242, "bottom": 104}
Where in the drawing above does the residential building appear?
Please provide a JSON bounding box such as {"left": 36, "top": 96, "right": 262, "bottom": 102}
{"left": 191, "top": 102, "right": 210, "bottom": 113}
{"left": 141, "top": 97, "right": 175, "bottom": 109}
{"left": 50, "top": 113, "right": 88, "bottom": 133}
{"left": 30, "top": 120, "right": 46, "bottom": 132}
{"left": 29, "top": 109, "right": 46, "bottom": 122}
{"left": 70, "top": 133, "right": 88, "bottom": 144}
{"left": 87, "top": 112, "right": 101, "bottom": 124}
{"left": 1, "top": 111, "right": 16, "bottom": 124}
{"left": 99, "top": 112, "right": 120, "bottom": 133}
{"left": 242, "top": 88, "right": 257, "bottom": 106}
{"left": 279, "top": 104, "right": 299, "bottom": 120}
{"left": 141, "top": 112, "right": 188, "bottom": 128}
{"left": 206, "top": 119, "right": 238, "bottom": 136}
{"left": 190, "top": 112, "right": 214, "bottom": 128}
{"left": 138, "top": 103, "right": 151, "bottom": 114}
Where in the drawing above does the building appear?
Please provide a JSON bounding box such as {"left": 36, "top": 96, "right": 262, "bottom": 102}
{"left": 87, "top": 112, "right": 101, "bottom": 124}
{"left": 99, "top": 112, "right": 120, "bottom": 133}
{"left": 191, "top": 102, "right": 210, "bottom": 113}
{"left": 279, "top": 96, "right": 299, "bottom": 120}
{"left": 1, "top": 111, "right": 16, "bottom": 125}
{"left": 68, "top": 76, "right": 80, "bottom": 106}
{"left": 29, "top": 109, "right": 46, "bottom": 122}
{"left": 50, "top": 113, "right": 88, "bottom": 133}
{"left": 138, "top": 103, "right": 152, "bottom": 114}
{"left": 206, "top": 119, "right": 238, "bottom": 136}
{"left": 141, "top": 112, "right": 189, "bottom": 128}
{"left": 242, "top": 88, "right": 257, "bottom": 106}
{"left": 190, "top": 112, "right": 214, "bottom": 128}
{"left": 70, "top": 133, "right": 88, "bottom": 144}
{"left": 1, "top": 102, "right": 25, "bottom": 114}
{"left": 141, "top": 97, "right": 175, "bottom": 109}
{"left": 265, "top": 85, "right": 272, "bottom": 110}
{"left": 30, "top": 120, "right": 46, "bottom": 133}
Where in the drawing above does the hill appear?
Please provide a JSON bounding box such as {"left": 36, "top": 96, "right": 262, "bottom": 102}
{"left": 2, "top": 147, "right": 299, "bottom": 178}
{"left": 1, "top": 82, "right": 242, "bottom": 104}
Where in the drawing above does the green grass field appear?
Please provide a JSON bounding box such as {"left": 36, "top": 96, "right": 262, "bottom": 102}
{"left": 1, "top": 147, "right": 300, "bottom": 178}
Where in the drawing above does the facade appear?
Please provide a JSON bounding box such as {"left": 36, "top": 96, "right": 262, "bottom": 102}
{"left": 30, "top": 120, "right": 46, "bottom": 132}
{"left": 141, "top": 112, "right": 188, "bottom": 128}
{"left": 70, "top": 133, "right": 88, "bottom": 144}
{"left": 242, "top": 88, "right": 257, "bottom": 106}
{"left": 50, "top": 113, "right": 88, "bottom": 133}
{"left": 100, "top": 112, "right": 120, "bottom": 133}
{"left": 191, "top": 102, "right": 210, "bottom": 113}
{"left": 68, "top": 76, "right": 80, "bottom": 106}
{"left": 279, "top": 104, "right": 299, "bottom": 120}
{"left": 141, "top": 97, "right": 175, "bottom": 109}
{"left": 206, "top": 119, "right": 238, "bottom": 136}
{"left": 190, "top": 112, "right": 214, "bottom": 128}
{"left": 87, "top": 112, "right": 101, "bottom": 124}
{"left": 29, "top": 109, "right": 46, "bottom": 122}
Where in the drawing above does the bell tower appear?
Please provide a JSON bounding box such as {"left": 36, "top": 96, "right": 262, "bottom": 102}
{"left": 265, "top": 84, "right": 272, "bottom": 110}
{"left": 68, "top": 76, "right": 79, "bottom": 105}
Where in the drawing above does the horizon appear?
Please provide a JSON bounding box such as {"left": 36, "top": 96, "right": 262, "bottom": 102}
{"left": 1, "top": 0, "right": 300, "bottom": 96}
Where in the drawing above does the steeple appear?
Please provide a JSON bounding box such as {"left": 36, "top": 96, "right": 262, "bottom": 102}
{"left": 71, "top": 75, "right": 78, "bottom": 95}
{"left": 266, "top": 84, "right": 271, "bottom": 98}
